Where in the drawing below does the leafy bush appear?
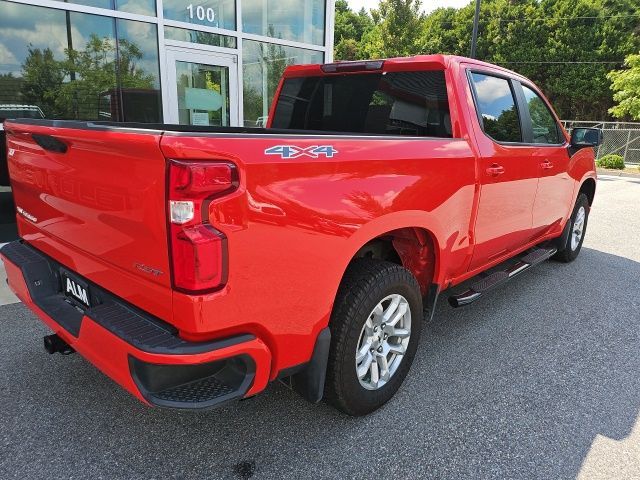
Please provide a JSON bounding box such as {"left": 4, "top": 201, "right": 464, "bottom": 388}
{"left": 597, "top": 154, "right": 625, "bottom": 169}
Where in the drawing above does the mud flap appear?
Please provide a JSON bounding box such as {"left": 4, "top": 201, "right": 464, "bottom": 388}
{"left": 553, "top": 218, "right": 573, "bottom": 252}
{"left": 291, "top": 327, "right": 331, "bottom": 404}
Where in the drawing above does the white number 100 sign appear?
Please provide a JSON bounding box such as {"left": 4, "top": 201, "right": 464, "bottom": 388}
{"left": 187, "top": 4, "right": 216, "bottom": 23}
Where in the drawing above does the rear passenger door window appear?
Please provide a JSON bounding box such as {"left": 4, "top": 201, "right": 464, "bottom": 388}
{"left": 521, "top": 85, "right": 562, "bottom": 144}
{"left": 470, "top": 72, "right": 522, "bottom": 143}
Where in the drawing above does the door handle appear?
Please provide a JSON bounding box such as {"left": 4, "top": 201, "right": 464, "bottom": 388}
{"left": 486, "top": 163, "right": 505, "bottom": 176}
{"left": 541, "top": 160, "right": 554, "bottom": 170}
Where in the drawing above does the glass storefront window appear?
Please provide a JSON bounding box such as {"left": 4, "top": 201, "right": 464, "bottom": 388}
{"left": 115, "top": 19, "right": 162, "bottom": 122}
{"left": 242, "top": 0, "right": 325, "bottom": 46}
{"left": 0, "top": 2, "right": 162, "bottom": 122}
{"left": 116, "top": 0, "right": 156, "bottom": 16}
{"left": 67, "top": 11, "right": 117, "bottom": 121}
{"left": 163, "top": 0, "right": 235, "bottom": 31}
{"left": 66, "top": 0, "right": 112, "bottom": 9}
{"left": 242, "top": 39, "right": 323, "bottom": 127}
{"left": 165, "top": 26, "right": 236, "bottom": 49}
{"left": 61, "top": 0, "right": 157, "bottom": 16}
{"left": 175, "top": 61, "right": 231, "bottom": 126}
{"left": 0, "top": 0, "right": 329, "bottom": 127}
{"left": 0, "top": 3, "right": 66, "bottom": 118}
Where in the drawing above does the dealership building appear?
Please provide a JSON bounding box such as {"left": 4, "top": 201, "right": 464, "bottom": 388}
{"left": 0, "top": 0, "right": 335, "bottom": 127}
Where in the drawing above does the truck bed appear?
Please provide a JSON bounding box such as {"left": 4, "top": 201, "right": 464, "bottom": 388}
{"left": 4, "top": 118, "right": 476, "bottom": 352}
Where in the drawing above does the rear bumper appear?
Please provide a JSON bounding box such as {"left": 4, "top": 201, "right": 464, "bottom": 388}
{"left": 0, "top": 241, "right": 272, "bottom": 409}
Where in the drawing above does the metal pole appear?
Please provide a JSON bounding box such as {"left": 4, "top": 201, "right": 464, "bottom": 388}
{"left": 64, "top": 0, "right": 75, "bottom": 82}
{"left": 470, "top": 0, "right": 481, "bottom": 59}
{"left": 623, "top": 130, "right": 631, "bottom": 164}
{"left": 63, "top": 1, "right": 79, "bottom": 119}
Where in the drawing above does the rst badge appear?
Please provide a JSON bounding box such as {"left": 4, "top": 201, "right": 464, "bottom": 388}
{"left": 265, "top": 145, "right": 338, "bottom": 159}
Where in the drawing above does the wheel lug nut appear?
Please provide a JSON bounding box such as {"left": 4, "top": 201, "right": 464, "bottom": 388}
{"left": 384, "top": 334, "right": 388, "bottom": 339}
{"left": 377, "top": 346, "right": 383, "bottom": 353}
{"left": 373, "top": 326, "right": 378, "bottom": 332}
{"left": 370, "top": 348, "right": 374, "bottom": 353}
{"left": 381, "top": 323, "right": 386, "bottom": 328}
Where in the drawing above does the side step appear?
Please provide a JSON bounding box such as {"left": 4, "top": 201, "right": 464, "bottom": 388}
{"left": 448, "top": 246, "right": 557, "bottom": 308}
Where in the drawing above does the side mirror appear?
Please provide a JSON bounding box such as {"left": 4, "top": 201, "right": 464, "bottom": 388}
{"left": 570, "top": 127, "right": 603, "bottom": 148}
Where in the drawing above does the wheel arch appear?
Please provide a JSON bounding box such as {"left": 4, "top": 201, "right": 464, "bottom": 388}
{"left": 579, "top": 177, "right": 596, "bottom": 206}
{"left": 347, "top": 227, "right": 439, "bottom": 297}
{"left": 336, "top": 212, "right": 445, "bottom": 298}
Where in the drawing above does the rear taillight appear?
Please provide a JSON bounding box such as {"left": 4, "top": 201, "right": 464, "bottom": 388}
{"left": 168, "top": 160, "right": 238, "bottom": 293}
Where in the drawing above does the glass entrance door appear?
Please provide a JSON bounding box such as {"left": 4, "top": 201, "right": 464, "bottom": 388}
{"left": 166, "top": 48, "right": 239, "bottom": 126}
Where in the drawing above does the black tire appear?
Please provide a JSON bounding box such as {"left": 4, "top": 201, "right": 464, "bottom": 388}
{"left": 553, "top": 193, "right": 590, "bottom": 263}
{"left": 324, "top": 258, "right": 423, "bottom": 416}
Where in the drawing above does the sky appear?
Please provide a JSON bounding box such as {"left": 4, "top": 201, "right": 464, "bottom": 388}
{"left": 347, "top": 0, "right": 471, "bottom": 14}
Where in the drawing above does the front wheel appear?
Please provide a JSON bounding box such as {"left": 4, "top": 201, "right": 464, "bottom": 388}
{"left": 324, "top": 259, "right": 423, "bottom": 416}
{"left": 553, "top": 193, "right": 590, "bottom": 263}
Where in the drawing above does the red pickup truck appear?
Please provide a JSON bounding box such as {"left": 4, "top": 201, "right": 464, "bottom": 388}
{"left": 1, "top": 55, "right": 600, "bottom": 416}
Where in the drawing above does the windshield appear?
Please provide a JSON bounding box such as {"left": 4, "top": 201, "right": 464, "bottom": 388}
{"left": 271, "top": 70, "right": 452, "bottom": 138}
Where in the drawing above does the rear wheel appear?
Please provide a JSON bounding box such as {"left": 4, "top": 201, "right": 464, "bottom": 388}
{"left": 553, "top": 193, "right": 590, "bottom": 263}
{"left": 324, "top": 259, "right": 422, "bottom": 416}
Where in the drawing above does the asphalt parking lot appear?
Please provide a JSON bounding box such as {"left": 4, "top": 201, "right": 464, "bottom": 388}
{"left": 1, "top": 175, "right": 639, "bottom": 479}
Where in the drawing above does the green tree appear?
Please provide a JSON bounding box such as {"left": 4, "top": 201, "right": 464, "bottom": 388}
{"left": 334, "top": 0, "right": 374, "bottom": 60}
{"left": 20, "top": 35, "right": 154, "bottom": 120}
{"left": 361, "top": 0, "right": 425, "bottom": 58}
{"left": 533, "top": 0, "right": 611, "bottom": 119}
{"left": 608, "top": 52, "right": 640, "bottom": 120}
{"left": 20, "top": 47, "right": 66, "bottom": 118}
{"left": 117, "top": 39, "right": 154, "bottom": 88}
{"left": 335, "top": 38, "right": 360, "bottom": 61}
{"left": 57, "top": 34, "right": 153, "bottom": 119}
{"left": 420, "top": 7, "right": 464, "bottom": 55}
{"left": 242, "top": 29, "right": 295, "bottom": 124}
{"left": 334, "top": 0, "right": 639, "bottom": 119}
{"left": 483, "top": 105, "right": 522, "bottom": 142}
{"left": 415, "top": 0, "right": 640, "bottom": 119}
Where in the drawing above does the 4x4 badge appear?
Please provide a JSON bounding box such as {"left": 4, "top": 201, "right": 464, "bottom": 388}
{"left": 265, "top": 145, "right": 337, "bottom": 159}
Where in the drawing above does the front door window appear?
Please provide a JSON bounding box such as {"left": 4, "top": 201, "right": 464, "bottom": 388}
{"left": 521, "top": 85, "right": 562, "bottom": 145}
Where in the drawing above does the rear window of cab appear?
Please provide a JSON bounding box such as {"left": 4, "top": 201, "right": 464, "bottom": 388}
{"left": 272, "top": 70, "right": 452, "bottom": 138}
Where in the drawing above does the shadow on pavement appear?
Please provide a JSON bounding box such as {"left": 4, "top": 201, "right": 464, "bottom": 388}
{"left": 0, "top": 247, "right": 638, "bottom": 479}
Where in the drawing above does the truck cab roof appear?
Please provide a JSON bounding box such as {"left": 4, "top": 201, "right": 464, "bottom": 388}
{"left": 283, "top": 54, "right": 524, "bottom": 82}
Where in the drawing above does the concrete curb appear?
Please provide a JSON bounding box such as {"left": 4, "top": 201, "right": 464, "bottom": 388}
{"left": 596, "top": 168, "right": 640, "bottom": 179}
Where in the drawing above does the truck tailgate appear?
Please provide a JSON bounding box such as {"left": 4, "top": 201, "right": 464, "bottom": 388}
{"left": 5, "top": 121, "right": 172, "bottom": 319}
